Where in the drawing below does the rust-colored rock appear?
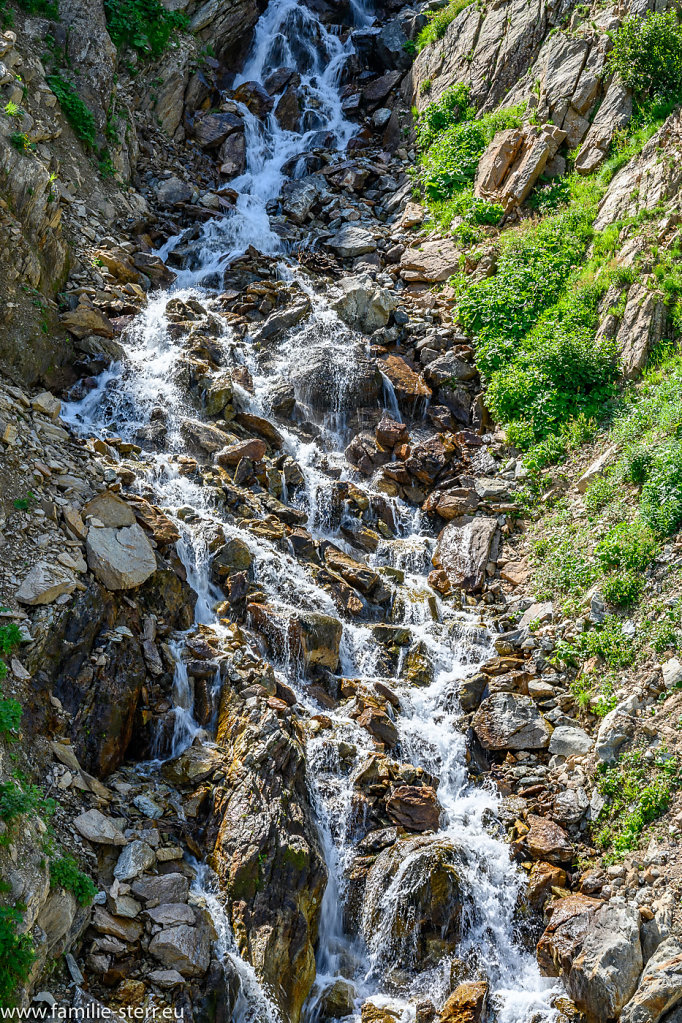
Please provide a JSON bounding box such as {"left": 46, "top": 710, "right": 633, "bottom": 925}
{"left": 386, "top": 784, "right": 441, "bottom": 832}
{"left": 439, "top": 980, "right": 488, "bottom": 1022}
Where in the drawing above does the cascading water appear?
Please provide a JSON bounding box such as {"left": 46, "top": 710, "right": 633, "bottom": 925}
{"left": 63, "top": 0, "right": 563, "bottom": 1019}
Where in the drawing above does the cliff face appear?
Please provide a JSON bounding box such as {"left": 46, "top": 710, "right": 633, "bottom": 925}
{"left": 2, "top": 0, "right": 682, "bottom": 1020}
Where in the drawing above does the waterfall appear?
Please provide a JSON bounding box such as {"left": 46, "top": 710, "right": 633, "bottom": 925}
{"left": 62, "top": 0, "right": 563, "bottom": 1018}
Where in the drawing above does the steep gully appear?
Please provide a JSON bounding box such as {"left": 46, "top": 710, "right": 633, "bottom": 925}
{"left": 64, "top": 1, "right": 559, "bottom": 1020}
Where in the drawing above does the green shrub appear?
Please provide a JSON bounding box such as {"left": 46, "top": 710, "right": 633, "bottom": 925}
{"left": 46, "top": 75, "right": 96, "bottom": 147}
{"left": 0, "top": 701, "right": 22, "bottom": 739}
{"left": 533, "top": 528, "right": 598, "bottom": 597}
{"left": 580, "top": 616, "right": 636, "bottom": 669}
{"left": 601, "top": 570, "right": 644, "bottom": 607}
{"left": 50, "top": 855, "right": 97, "bottom": 906}
{"left": 417, "top": 0, "right": 474, "bottom": 51}
{"left": 14, "top": 0, "right": 59, "bottom": 14}
{"left": 584, "top": 475, "right": 616, "bottom": 514}
{"left": 9, "top": 132, "right": 34, "bottom": 154}
{"left": 419, "top": 104, "right": 524, "bottom": 201}
{"left": 640, "top": 439, "right": 682, "bottom": 536}
{"left": 606, "top": 11, "right": 682, "bottom": 101}
{"left": 596, "top": 749, "right": 681, "bottom": 856}
{"left": 0, "top": 900, "right": 35, "bottom": 1008}
{"left": 416, "top": 83, "right": 474, "bottom": 149}
{"left": 104, "top": 0, "right": 189, "bottom": 57}
{"left": 595, "top": 519, "right": 660, "bottom": 572}
{"left": 0, "top": 779, "right": 55, "bottom": 833}
{"left": 0, "top": 625, "right": 22, "bottom": 659}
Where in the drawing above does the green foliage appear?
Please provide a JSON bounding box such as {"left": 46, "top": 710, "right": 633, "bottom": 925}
{"left": 595, "top": 749, "right": 681, "bottom": 856}
{"left": 50, "top": 855, "right": 97, "bottom": 905}
{"left": 0, "top": 625, "right": 22, "bottom": 658}
{"left": 46, "top": 74, "right": 96, "bottom": 148}
{"left": 584, "top": 475, "right": 616, "bottom": 514}
{"left": 418, "top": 104, "right": 525, "bottom": 201}
{"left": 601, "top": 570, "right": 644, "bottom": 607}
{"left": 595, "top": 520, "right": 660, "bottom": 573}
{"left": 606, "top": 11, "right": 682, "bottom": 101}
{"left": 416, "top": 0, "right": 474, "bottom": 51}
{"left": 3, "top": 101, "right": 21, "bottom": 119}
{"left": 13, "top": 491, "right": 36, "bottom": 512}
{"left": 415, "top": 83, "right": 474, "bottom": 149}
{"left": 0, "top": 900, "right": 35, "bottom": 1009}
{"left": 9, "top": 132, "right": 34, "bottom": 154}
{"left": 533, "top": 525, "right": 598, "bottom": 598}
{"left": 640, "top": 439, "right": 682, "bottom": 536}
{"left": 0, "top": 701, "right": 22, "bottom": 739}
{"left": 581, "top": 616, "right": 637, "bottom": 669}
{"left": 0, "top": 778, "right": 55, "bottom": 834}
{"left": 104, "top": 0, "right": 189, "bottom": 57}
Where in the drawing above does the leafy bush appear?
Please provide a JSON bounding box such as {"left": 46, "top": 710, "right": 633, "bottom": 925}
{"left": 584, "top": 475, "right": 616, "bottom": 514}
{"left": 0, "top": 900, "right": 34, "bottom": 1008}
{"left": 580, "top": 616, "right": 636, "bottom": 669}
{"left": 601, "top": 570, "right": 644, "bottom": 607}
{"left": 0, "top": 625, "right": 22, "bottom": 658}
{"left": 50, "top": 855, "right": 97, "bottom": 906}
{"left": 533, "top": 527, "right": 598, "bottom": 598}
{"left": 606, "top": 11, "right": 682, "bottom": 101}
{"left": 416, "top": 83, "right": 475, "bottom": 149}
{"left": 640, "top": 440, "right": 682, "bottom": 536}
{"left": 0, "top": 778, "right": 55, "bottom": 833}
{"left": 596, "top": 749, "right": 681, "bottom": 855}
{"left": 104, "top": 0, "right": 189, "bottom": 57}
{"left": 417, "top": 0, "right": 474, "bottom": 51}
{"left": 0, "top": 701, "right": 22, "bottom": 739}
{"left": 9, "top": 132, "right": 34, "bottom": 154}
{"left": 46, "top": 75, "right": 96, "bottom": 148}
{"left": 419, "top": 104, "right": 524, "bottom": 201}
{"left": 595, "top": 519, "right": 660, "bottom": 572}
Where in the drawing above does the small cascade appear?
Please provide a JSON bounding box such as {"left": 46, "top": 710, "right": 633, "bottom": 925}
{"left": 62, "top": 0, "right": 564, "bottom": 1018}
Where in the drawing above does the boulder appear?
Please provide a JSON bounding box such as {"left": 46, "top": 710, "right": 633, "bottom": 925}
{"left": 472, "top": 693, "right": 551, "bottom": 750}
{"left": 548, "top": 725, "right": 594, "bottom": 757}
{"left": 146, "top": 904, "right": 196, "bottom": 928}
{"left": 524, "top": 814, "right": 573, "bottom": 865}
{"left": 131, "top": 873, "right": 189, "bottom": 906}
{"left": 577, "top": 446, "right": 617, "bottom": 493}
{"left": 332, "top": 276, "right": 397, "bottom": 334}
{"left": 386, "top": 784, "right": 441, "bottom": 832}
{"left": 362, "top": 837, "right": 463, "bottom": 968}
{"left": 595, "top": 705, "right": 636, "bottom": 763}
{"left": 248, "top": 604, "right": 343, "bottom": 672}
{"left": 149, "top": 923, "right": 211, "bottom": 978}
{"left": 567, "top": 903, "right": 643, "bottom": 1020}
{"left": 527, "top": 861, "right": 567, "bottom": 911}
{"left": 434, "top": 517, "right": 498, "bottom": 592}
{"left": 73, "top": 809, "right": 127, "bottom": 846}
{"left": 16, "top": 563, "right": 76, "bottom": 605}
{"left": 31, "top": 391, "right": 61, "bottom": 419}
{"left": 575, "top": 81, "right": 632, "bottom": 175}
{"left": 357, "top": 707, "right": 398, "bottom": 748}
{"left": 215, "top": 439, "right": 267, "bottom": 466}
{"left": 537, "top": 894, "right": 603, "bottom": 976}
{"left": 86, "top": 523, "right": 157, "bottom": 590}
{"left": 113, "top": 840, "right": 155, "bottom": 880}
{"left": 619, "top": 937, "right": 682, "bottom": 1023}
{"left": 219, "top": 131, "right": 247, "bottom": 177}
{"left": 328, "top": 225, "right": 377, "bottom": 258}
{"left": 439, "top": 981, "right": 488, "bottom": 1022}
{"left": 474, "top": 124, "right": 565, "bottom": 210}
{"left": 83, "top": 491, "right": 135, "bottom": 528}
{"left": 381, "top": 354, "right": 431, "bottom": 409}
{"left": 400, "top": 238, "right": 460, "bottom": 282}
{"left": 423, "top": 352, "right": 477, "bottom": 387}
{"left": 234, "top": 80, "right": 274, "bottom": 117}
{"left": 154, "top": 176, "right": 193, "bottom": 207}
{"left": 316, "top": 979, "right": 356, "bottom": 1019}
{"left": 193, "top": 111, "right": 243, "bottom": 149}
{"left": 92, "top": 907, "right": 143, "bottom": 943}
{"left": 61, "top": 302, "right": 116, "bottom": 339}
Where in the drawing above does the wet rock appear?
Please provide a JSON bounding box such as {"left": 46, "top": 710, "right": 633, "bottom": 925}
{"left": 248, "top": 604, "right": 343, "bottom": 672}
{"left": 527, "top": 861, "right": 567, "bottom": 911}
{"left": 362, "top": 837, "right": 462, "bottom": 967}
{"left": 219, "top": 131, "right": 247, "bottom": 177}
{"left": 328, "top": 225, "right": 377, "bottom": 258}
{"left": 131, "top": 874, "right": 189, "bottom": 906}
{"left": 234, "top": 81, "right": 274, "bottom": 117}
{"left": 86, "top": 523, "right": 157, "bottom": 590}
{"left": 322, "top": 545, "right": 378, "bottom": 594}
{"left": 61, "top": 301, "right": 116, "bottom": 339}
{"left": 357, "top": 706, "right": 398, "bottom": 748}
{"left": 216, "top": 439, "right": 267, "bottom": 466}
{"left": 439, "top": 981, "right": 488, "bottom": 1022}
{"left": 434, "top": 517, "right": 498, "bottom": 593}
{"left": 332, "top": 275, "right": 397, "bottom": 334}
{"left": 619, "top": 936, "right": 682, "bottom": 1023}
{"left": 275, "top": 84, "right": 302, "bottom": 131}
{"left": 381, "top": 354, "right": 431, "bottom": 410}
{"left": 16, "top": 562, "right": 76, "bottom": 605}
{"left": 317, "top": 978, "right": 356, "bottom": 1019}
{"left": 249, "top": 298, "right": 312, "bottom": 343}
{"left": 386, "top": 784, "right": 441, "bottom": 832}
{"left": 193, "top": 111, "right": 244, "bottom": 149}
{"left": 567, "top": 903, "right": 642, "bottom": 1020}
{"left": 472, "top": 693, "right": 551, "bottom": 751}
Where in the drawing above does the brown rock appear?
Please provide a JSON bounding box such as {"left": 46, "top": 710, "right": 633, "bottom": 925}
{"left": 537, "top": 894, "right": 602, "bottom": 976}
{"left": 527, "top": 861, "right": 567, "bottom": 910}
{"left": 524, "top": 814, "right": 573, "bottom": 865}
{"left": 439, "top": 981, "right": 488, "bottom": 1022}
{"left": 386, "top": 784, "right": 441, "bottom": 832}
{"left": 61, "top": 302, "right": 116, "bottom": 339}
{"left": 357, "top": 706, "right": 398, "bottom": 748}
{"left": 216, "top": 438, "right": 267, "bottom": 466}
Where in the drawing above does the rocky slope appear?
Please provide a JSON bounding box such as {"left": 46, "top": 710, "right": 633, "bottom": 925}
{"left": 2, "top": 0, "right": 682, "bottom": 1021}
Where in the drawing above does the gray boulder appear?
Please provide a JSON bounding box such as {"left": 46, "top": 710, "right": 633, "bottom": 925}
{"left": 331, "top": 276, "right": 397, "bottom": 334}
{"left": 328, "top": 225, "right": 377, "bottom": 258}
{"left": 620, "top": 937, "right": 682, "bottom": 1023}
{"left": 434, "top": 516, "right": 498, "bottom": 592}
{"left": 568, "top": 903, "right": 643, "bottom": 1020}
{"left": 86, "top": 523, "right": 157, "bottom": 591}
{"left": 472, "top": 693, "right": 552, "bottom": 751}
{"left": 149, "top": 923, "right": 211, "bottom": 977}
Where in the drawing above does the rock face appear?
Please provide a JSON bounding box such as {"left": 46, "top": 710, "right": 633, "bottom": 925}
{"left": 566, "top": 903, "right": 643, "bottom": 1020}
{"left": 619, "top": 937, "right": 682, "bottom": 1023}
{"left": 16, "top": 563, "right": 76, "bottom": 605}
{"left": 208, "top": 684, "right": 327, "bottom": 1022}
{"left": 434, "top": 517, "right": 498, "bottom": 592}
{"left": 616, "top": 282, "right": 665, "bottom": 380}
{"left": 474, "top": 124, "right": 565, "bottom": 210}
{"left": 86, "top": 523, "right": 158, "bottom": 590}
{"left": 149, "top": 923, "right": 211, "bottom": 978}
{"left": 472, "top": 693, "right": 551, "bottom": 750}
